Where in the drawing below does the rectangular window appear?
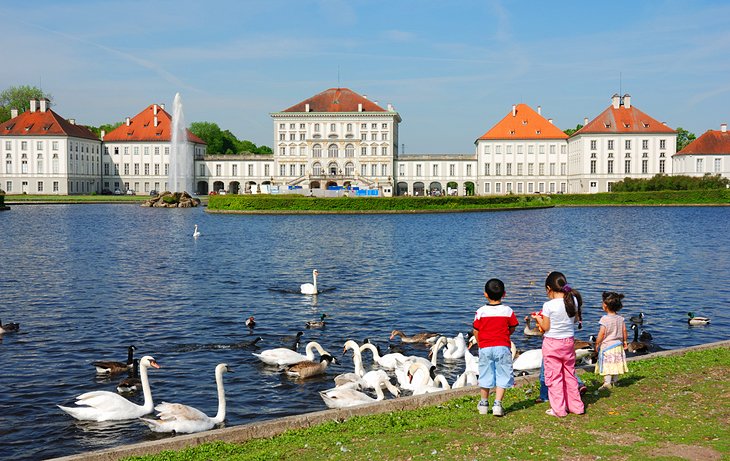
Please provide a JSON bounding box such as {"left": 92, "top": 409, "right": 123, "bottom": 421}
{"left": 289, "top": 164, "right": 296, "bottom": 176}
{"left": 279, "top": 165, "right": 285, "bottom": 176}
{"left": 484, "top": 182, "right": 490, "bottom": 194}
{"left": 607, "top": 182, "right": 614, "bottom": 192}
{"left": 432, "top": 164, "right": 438, "bottom": 176}
{"left": 144, "top": 163, "right": 150, "bottom": 175}
{"left": 37, "top": 159, "right": 43, "bottom": 173}
{"left": 37, "top": 181, "right": 43, "bottom": 192}
{"left": 660, "top": 139, "right": 666, "bottom": 149}
{"left": 495, "top": 145, "right": 501, "bottom": 154}
{"left": 371, "top": 147, "right": 377, "bottom": 156}
{"left": 199, "top": 164, "right": 206, "bottom": 176}
{"left": 300, "top": 164, "right": 305, "bottom": 176}
{"left": 642, "top": 159, "right": 648, "bottom": 174}
{"left": 264, "top": 164, "right": 270, "bottom": 176}
{"left": 466, "top": 164, "right": 471, "bottom": 176}
{"left": 381, "top": 164, "right": 388, "bottom": 176}
{"left": 549, "top": 182, "right": 555, "bottom": 193}
{"left": 539, "top": 145, "right": 545, "bottom": 154}
{"left": 607, "top": 160, "right": 614, "bottom": 174}
{"left": 124, "top": 147, "right": 129, "bottom": 155}
{"left": 484, "top": 163, "right": 490, "bottom": 175}
{"left": 154, "top": 164, "right": 160, "bottom": 175}
{"left": 506, "top": 182, "right": 512, "bottom": 193}
{"left": 528, "top": 163, "right": 534, "bottom": 176}
{"left": 37, "top": 141, "right": 43, "bottom": 150}
{"left": 715, "top": 158, "right": 722, "bottom": 173}
{"left": 506, "top": 145, "right": 512, "bottom": 154}
{"left": 5, "top": 140, "right": 11, "bottom": 150}
{"left": 549, "top": 162, "right": 555, "bottom": 176}
{"left": 607, "top": 140, "right": 614, "bottom": 150}
{"left": 642, "top": 140, "right": 649, "bottom": 150}
{"left": 144, "top": 182, "right": 149, "bottom": 192}
{"left": 6, "top": 181, "right": 11, "bottom": 191}
{"left": 625, "top": 140, "right": 631, "bottom": 150}
{"left": 495, "top": 163, "right": 501, "bottom": 176}
{"left": 449, "top": 164, "right": 455, "bottom": 176}
{"left": 517, "top": 182, "right": 523, "bottom": 194}
{"left": 21, "top": 141, "right": 27, "bottom": 150}
{"left": 590, "top": 160, "right": 597, "bottom": 174}
{"left": 539, "top": 163, "right": 545, "bottom": 175}
{"left": 399, "top": 164, "right": 405, "bottom": 176}
{"left": 361, "top": 164, "right": 367, "bottom": 176}
{"left": 696, "top": 158, "right": 703, "bottom": 173}
{"left": 134, "top": 163, "right": 140, "bottom": 175}
{"left": 371, "top": 164, "right": 377, "bottom": 176}
{"left": 53, "top": 181, "right": 59, "bottom": 192}
{"left": 381, "top": 147, "right": 388, "bottom": 156}
{"left": 517, "top": 163, "right": 523, "bottom": 175}
{"left": 539, "top": 182, "right": 545, "bottom": 193}
{"left": 361, "top": 147, "right": 367, "bottom": 156}
{"left": 506, "top": 163, "right": 512, "bottom": 176}
{"left": 560, "top": 162, "right": 566, "bottom": 175}
{"left": 104, "top": 163, "right": 109, "bottom": 175}
{"left": 124, "top": 163, "right": 129, "bottom": 175}
{"left": 164, "top": 164, "right": 169, "bottom": 175}
{"left": 144, "top": 147, "right": 149, "bottom": 155}
{"left": 416, "top": 164, "right": 422, "bottom": 176}
{"left": 560, "top": 182, "right": 566, "bottom": 193}
{"left": 232, "top": 164, "right": 238, "bottom": 176}
{"left": 625, "top": 159, "right": 631, "bottom": 174}
{"left": 248, "top": 164, "right": 253, "bottom": 176}
{"left": 495, "top": 182, "right": 501, "bottom": 193}
{"left": 216, "top": 164, "right": 222, "bottom": 176}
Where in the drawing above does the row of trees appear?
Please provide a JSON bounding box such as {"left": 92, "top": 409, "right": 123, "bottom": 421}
{"left": 612, "top": 174, "right": 729, "bottom": 192}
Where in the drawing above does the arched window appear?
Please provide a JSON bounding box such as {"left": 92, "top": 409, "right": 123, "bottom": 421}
{"left": 328, "top": 162, "right": 339, "bottom": 175}
{"left": 328, "top": 144, "right": 339, "bottom": 158}
{"left": 313, "top": 162, "right": 322, "bottom": 175}
{"left": 312, "top": 144, "right": 322, "bottom": 157}
{"left": 345, "top": 144, "right": 354, "bottom": 157}
{"left": 345, "top": 162, "right": 354, "bottom": 176}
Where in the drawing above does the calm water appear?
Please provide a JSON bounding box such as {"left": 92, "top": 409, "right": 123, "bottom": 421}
{"left": 0, "top": 204, "right": 728, "bottom": 460}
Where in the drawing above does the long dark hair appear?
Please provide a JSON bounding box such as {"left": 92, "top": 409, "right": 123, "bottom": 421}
{"left": 545, "top": 271, "right": 582, "bottom": 321}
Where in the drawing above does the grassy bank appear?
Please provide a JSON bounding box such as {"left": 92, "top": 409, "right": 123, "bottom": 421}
{"left": 124, "top": 346, "right": 729, "bottom": 461}
{"left": 208, "top": 189, "right": 730, "bottom": 212}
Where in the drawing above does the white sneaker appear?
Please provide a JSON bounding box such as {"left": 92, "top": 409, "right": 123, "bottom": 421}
{"left": 492, "top": 403, "right": 504, "bottom": 417}
{"left": 477, "top": 400, "right": 489, "bottom": 415}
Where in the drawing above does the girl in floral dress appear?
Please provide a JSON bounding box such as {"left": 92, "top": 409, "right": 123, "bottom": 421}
{"left": 594, "top": 291, "right": 629, "bottom": 390}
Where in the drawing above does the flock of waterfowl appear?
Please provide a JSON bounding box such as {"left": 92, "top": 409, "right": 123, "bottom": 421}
{"left": 0, "top": 271, "right": 713, "bottom": 437}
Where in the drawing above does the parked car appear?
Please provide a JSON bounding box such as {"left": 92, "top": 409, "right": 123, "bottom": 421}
{"left": 126, "top": 189, "right": 136, "bottom": 195}
{"left": 113, "top": 189, "right": 122, "bottom": 195}
{"left": 101, "top": 188, "right": 112, "bottom": 195}
{"left": 150, "top": 190, "right": 158, "bottom": 196}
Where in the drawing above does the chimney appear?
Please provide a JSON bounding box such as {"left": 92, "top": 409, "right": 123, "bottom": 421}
{"left": 584, "top": 117, "right": 589, "bottom": 126}
{"left": 374, "top": 101, "right": 379, "bottom": 107}
{"left": 537, "top": 105, "right": 542, "bottom": 115}
{"left": 160, "top": 103, "right": 165, "bottom": 110}
{"left": 153, "top": 104, "right": 158, "bottom": 115}
{"left": 387, "top": 103, "right": 393, "bottom": 112}
{"left": 358, "top": 103, "right": 362, "bottom": 112}
{"left": 154, "top": 116, "right": 158, "bottom": 127}
{"left": 69, "top": 119, "right": 76, "bottom": 125}
{"left": 305, "top": 103, "right": 310, "bottom": 112}
{"left": 10, "top": 108, "right": 18, "bottom": 118}
{"left": 623, "top": 94, "right": 631, "bottom": 108}
{"left": 611, "top": 93, "right": 621, "bottom": 109}
{"left": 39, "top": 98, "right": 49, "bottom": 112}
{"left": 29, "top": 98, "right": 38, "bottom": 112}
{"left": 363, "top": 94, "right": 368, "bottom": 100}
{"left": 722, "top": 123, "right": 728, "bottom": 133}
{"left": 512, "top": 104, "right": 516, "bottom": 117}
{"left": 548, "top": 118, "right": 553, "bottom": 124}
{"left": 101, "top": 129, "right": 106, "bottom": 140}
{"left": 126, "top": 117, "right": 131, "bottom": 126}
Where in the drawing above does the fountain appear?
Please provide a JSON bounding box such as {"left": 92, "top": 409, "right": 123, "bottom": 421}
{"left": 142, "top": 92, "right": 199, "bottom": 208}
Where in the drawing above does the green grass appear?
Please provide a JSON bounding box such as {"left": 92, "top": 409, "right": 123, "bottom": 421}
{"left": 124, "top": 347, "right": 730, "bottom": 461}
{"left": 208, "top": 189, "right": 730, "bottom": 212}
{"left": 4, "top": 194, "right": 150, "bottom": 202}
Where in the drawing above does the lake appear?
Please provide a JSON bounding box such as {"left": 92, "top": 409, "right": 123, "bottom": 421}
{"left": 0, "top": 204, "right": 728, "bottom": 460}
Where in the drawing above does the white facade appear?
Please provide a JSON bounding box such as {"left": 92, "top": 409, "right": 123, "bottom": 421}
{"left": 672, "top": 124, "right": 730, "bottom": 180}
{"left": 395, "top": 155, "right": 477, "bottom": 195}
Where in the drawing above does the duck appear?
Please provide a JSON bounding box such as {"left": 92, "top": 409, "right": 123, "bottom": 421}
{"left": 687, "top": 312, "right": 710, "bottom": 326}
{"left": 286, "top": 354, "right": 337, "bottom": 378}
{"left": 193, "top": 224, "right": 201, "bottom": 238}
{"left": 627, "top": 324, "right": 649, "bottom": 353}
{"left": 245, "top": 316, "right": 256, "bottom": 329}
{"left": 306, "top": 313, "right": 327, "bottom": 329}
{"left": 0, "top": 318, "right": 20, "bottom": 333}
{"left": 629, "top": 312, "right": 645, "bottom": 324}
{"left": 116, "top": 359, "right": 141, "bottom": 393}
{"left": 320, "top": 373, "right": 399, "bottom": 409}
{"left": 300, "top": 269, "right": 319, "bottom": 295}
{"left": 359, "top": 342, "right": 408, "bottom": 370}
{"left": 58, "top": 356, "right": 160, "bottom": 421}
{"left": 253, "top": 340, "right": 329, "bottom": 367}
{"left": 141, "top": 363, "right": 231, "bottom": 434}
{"left": 523, "top": 315, "right": 543, "bottom": 336}
{"left": 93, "top": 345, "right": 136, "bottom": 374}
{"left": 389, "top": 329, "right": 439, "bottom": 345}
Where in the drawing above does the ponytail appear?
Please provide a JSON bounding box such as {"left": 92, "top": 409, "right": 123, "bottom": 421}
{"left": 545, "top": 271, "right": 582, "bottom": 320}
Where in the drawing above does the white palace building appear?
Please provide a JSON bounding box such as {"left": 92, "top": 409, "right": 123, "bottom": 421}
{"left": 2, "top": 88, "right": 727, "bottom": 196}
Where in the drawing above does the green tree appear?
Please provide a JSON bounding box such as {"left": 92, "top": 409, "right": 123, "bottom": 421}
{"left": 190, "top": 122, "right": 230, "bottom": 154}
{"left": 0, "top": 85, "right": 53, "bottom": 123}
{"left": 255, "top": 144, "right": 273, "bottom": 155}
{"left": 88, "top": 122, "right": 123, "bottom": 139}
{"left": 676, "top": 127, "right": 696, "bottom": 152}
{"left": 563, "top": 124, "right": 583, "bottom": 136}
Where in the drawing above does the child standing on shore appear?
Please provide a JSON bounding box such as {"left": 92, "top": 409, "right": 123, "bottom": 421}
{"left": 594, "top": 291, "right": 629, "bottom": 390}
{"left": 473, "top": 278, "right": 519, "bottom": 417}
{"left": 532, "top": 271, "right": 585, "bottom": 417}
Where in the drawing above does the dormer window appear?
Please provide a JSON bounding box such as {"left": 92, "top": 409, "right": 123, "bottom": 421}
{"left": 624, "top": 123, "right": 630, "bottom": 128}
{"left": 522, "top": 120, "right": 528, "bottom": 125}
{"left": 536, "top": 130, "right": 541, "bottom": 135}
{"left": 509, "top": 130, "right": 515, "bottom": 135}
{"left": 642, "top": 122, "right": 649, "bottom": 128}
{"left": 604, "top": 122, "right": 611, "bottom": 128}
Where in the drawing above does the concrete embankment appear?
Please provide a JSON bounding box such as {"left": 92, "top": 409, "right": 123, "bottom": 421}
{"left": 50, "top": 339, "right": 730, "bottom": 461}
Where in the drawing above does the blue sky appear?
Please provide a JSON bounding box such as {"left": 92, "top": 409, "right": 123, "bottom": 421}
{"left": 2, "top": 0, "right": 729, "bottom": 153}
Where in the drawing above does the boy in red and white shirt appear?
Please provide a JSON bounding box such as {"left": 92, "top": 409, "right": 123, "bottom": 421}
{"left": 473, "top": 278, "right": 518, "bottom": 416}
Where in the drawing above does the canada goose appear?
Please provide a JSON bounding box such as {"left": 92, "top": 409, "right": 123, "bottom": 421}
{"left": 141, "top": 363, "right": 232, "bottom": 434}
{"left": 574, "top": 337, "right": 594, "bottom": 350}
{"left": 0, "top": 318, "right": 20, "bottom": 333}
{"left": 627, "top": 324, "right": 649, "bottom": 353}
{"left": 687, "top": 312, "right": 710, "bottom": 326}
{"left": 231, "top": 336, "right": 263, "bottom": 349}
{"left": 523, "top": 315, "right": 543, "bottom": 336}
{"left": 306, "top": 314, "right": 327, "bottom": 329}
{"left": 389, "top": 330, "right": 439, "bottom": 345}
{"left": 245, "top": 316, "right": 256, "bottom": 329}
{"left": 639, "top": 329, "right": 653, "bottom": 341}
{"left": 286, "top": 354, "right": 337, "bottom": 378}
{"left": 58, "top": 356, "right": 160, "bottom": 421}
{"left": 116, "top": 359, "right": 141, "bottom": 393}
{"left": 629, "top": 312, "right": 645, "bottom": 324}
{"left": 93, "top": 345, "right": 136, "bottom": 374}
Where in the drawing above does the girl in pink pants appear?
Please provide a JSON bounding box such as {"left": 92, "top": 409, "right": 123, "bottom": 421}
{"left": 532, "top": 271, "right": 585, "bottom": 417}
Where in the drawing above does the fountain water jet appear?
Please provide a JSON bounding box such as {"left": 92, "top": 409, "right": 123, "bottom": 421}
{"left": 168, "top": 92, "right": 193, "bottom": 194}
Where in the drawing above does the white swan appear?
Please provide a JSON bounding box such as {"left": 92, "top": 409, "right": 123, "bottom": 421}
{"left": 320, "top": 373, "right": 400, "bottom": 409}
{"left": 406, "top": 362, "right": 450, "bottom": 395}
{"left": 193, "top": 224, "right": 201, "bottom": 238}
{"left": 512, "top": 346, "right": 543, "bottom": 372}
{"left": 335, "top": 341, "right": 398, "bottom": 393}
{"left": 253, "top": 341, "right": 329, "bottom": 367}
{"left": 430, "top": 333, "right": 466, "bottom": 361}
{"left": 300, "top": 269, "right": 319, "bottom": 294}
{"left": 359, "top": 342, "right": 408, "bottom": 370}
{"left": 452, "top": 370, "right": 479, "bottom": 388}
{"left": 140, "top": 363, "right": 231, "bottom": 434}
{"left": 58, "top": 356, "right": 160, "bottom": 421}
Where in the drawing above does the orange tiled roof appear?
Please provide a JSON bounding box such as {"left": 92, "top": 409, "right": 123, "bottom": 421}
{"left": 0, "top": 108, "right": 98, "bottom": 140}
{"left": 282, "top": 88, "right": 386, "bottom": 113}
{"left": 477, "top": 104, "right": 567, "bottom": 140}
{"left": 103, "top": 104, "right": 205, "bottom": 144}
{"left": 574, "top": 103, "right": 675, "bottom": 136}
{"left": 675, "top": 129, "right": 730, "bottom": 156}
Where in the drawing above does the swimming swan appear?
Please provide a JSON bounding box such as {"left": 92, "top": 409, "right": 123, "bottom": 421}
{"left": 300, "top": 269, "right": 319, "bottom": 295}
{"left": 359, "top": 342, "right": 408, "bottom": 370}
{"left": 140, "top": 363, "right": 231, "bottom": 434}
{"left": 193, "top": 224, "right": 201, "bottom": 238}
{"left": 58, "top": 356, "right": 160, "bottom": 421}
{"left": 321, "top": 373, "right": 399, "bottom": 409}
{"left": 253, "top": 341, "right": 329, "bottom": 367}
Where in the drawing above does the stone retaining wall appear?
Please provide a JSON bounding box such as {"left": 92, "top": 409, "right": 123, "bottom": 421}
{"left": 50, "top": 339, "right": 730, "bottom": 461}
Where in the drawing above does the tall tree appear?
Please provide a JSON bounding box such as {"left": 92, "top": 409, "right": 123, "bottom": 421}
{"left": 563, "top": 124, "right": 583, "bottom": 136}
{"left": 88, "top": 122, "right": 123, "bottom": 138}
{"left": 676, "top": 127, "right": 696, "bottom": 152}
{"left": 0, "top": 85, "right": 53, "bottom": 123}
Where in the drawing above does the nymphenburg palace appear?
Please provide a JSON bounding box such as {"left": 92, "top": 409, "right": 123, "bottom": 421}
{"left": 1, "top": 88, "right": 728, "bottom": 196}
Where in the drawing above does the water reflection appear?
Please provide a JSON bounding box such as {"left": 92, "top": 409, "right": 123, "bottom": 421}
{"left": 0, "top": 205, "right": 728, "bottom": 460}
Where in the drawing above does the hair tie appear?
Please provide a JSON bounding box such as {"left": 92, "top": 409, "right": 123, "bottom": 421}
{"left": 562, "top": 285, "right": 572, "bottom": 293}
